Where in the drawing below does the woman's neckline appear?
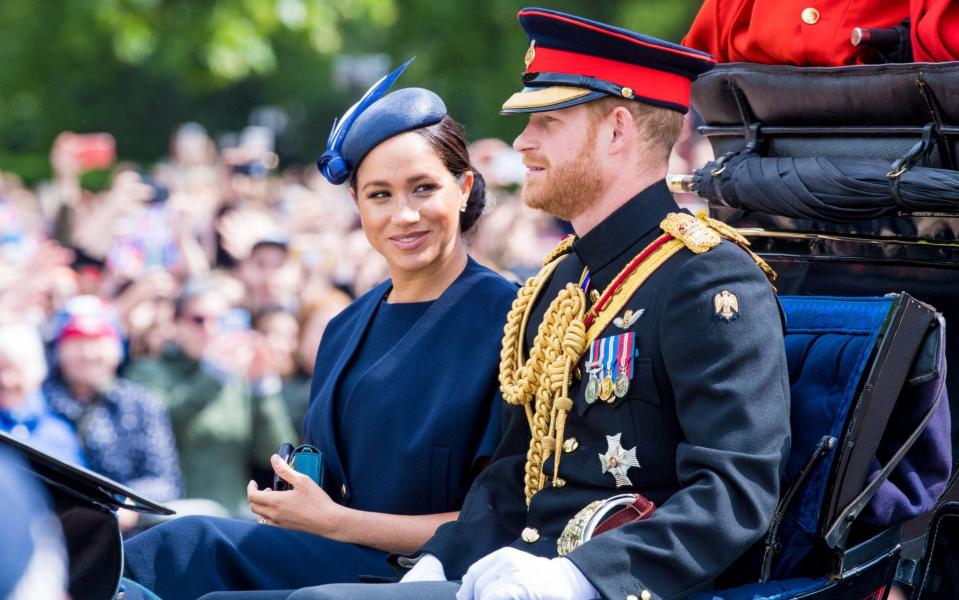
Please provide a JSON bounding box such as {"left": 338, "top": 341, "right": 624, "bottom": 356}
{"left": 381, "top": 294, "right": 435, "bottom": 307}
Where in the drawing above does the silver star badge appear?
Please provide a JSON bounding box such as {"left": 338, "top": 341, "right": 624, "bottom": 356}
{"left": 613, "top": 308, "right": 644, "bottom": 330}
{"left": 599, "top": 433, "right": 640, "bottom": 488}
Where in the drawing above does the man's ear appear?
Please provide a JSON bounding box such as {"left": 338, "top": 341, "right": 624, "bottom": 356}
{"left": 607, "top": 106, "right": 636, "bottom": 156}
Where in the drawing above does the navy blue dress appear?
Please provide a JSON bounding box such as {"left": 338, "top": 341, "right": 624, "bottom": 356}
{"left": 122, "top": 258, "right": 516, "bottom": 600}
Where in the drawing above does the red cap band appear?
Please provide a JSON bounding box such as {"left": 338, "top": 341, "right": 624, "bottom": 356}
{"left": 527, "top": 46, "right": 692, "bottom": 110}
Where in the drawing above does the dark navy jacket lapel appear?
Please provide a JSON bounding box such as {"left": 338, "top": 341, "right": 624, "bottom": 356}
{"left": 309, "top": 279, "right": 390, "bottom": 498}
{"left": 355, "top": 258, "right": 478, "bottom": 379}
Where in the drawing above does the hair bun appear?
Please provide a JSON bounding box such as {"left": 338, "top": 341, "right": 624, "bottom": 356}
{"left": 317, "top": 153, "right": 350, "bottom": 185}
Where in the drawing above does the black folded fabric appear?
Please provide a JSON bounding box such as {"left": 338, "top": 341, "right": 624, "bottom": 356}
{"left": 692, "top": 154, "right": 959, "bottom": 222}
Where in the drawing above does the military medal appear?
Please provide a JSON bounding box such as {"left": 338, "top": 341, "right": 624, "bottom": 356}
{"left": 614, "top": 369, "right": 630, "bottom": 397}
{"left": 613, "top": 332, "right": 635, "bottom": 398}
{"left": 584, "top": 340, "right": 602, "bottom": 404}
{"left": 585, "top": 369, "right": 601, "bottom": 403}
{"left": 598, "top": 336, "right": 616, "bottom": 402}
{"left": 599, "top": 433, "right": 641, "bottom": 488}
{"left": 599, "top": 375, "right": 614, "bottom": 402}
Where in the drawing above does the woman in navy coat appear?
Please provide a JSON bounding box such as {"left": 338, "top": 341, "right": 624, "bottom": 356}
{"left": 122, "top": 60, "right": 517, "bottom": 600}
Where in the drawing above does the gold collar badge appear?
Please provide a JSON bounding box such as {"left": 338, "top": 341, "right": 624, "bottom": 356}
{"left": 525, "top": 39, "right": 536, "bottom": 69}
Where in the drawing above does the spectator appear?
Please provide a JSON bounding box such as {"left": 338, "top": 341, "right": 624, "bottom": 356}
{"left": 0, "top": 323, "right": 84, "bottom": 465}
{"left": 236, "top": 236, "right": 303, "bottom": 312}
{"left": 42, "top": 296, "right": 181, "bottom": 532}
{"left": 124, "top": 278, "right": 295, "bottom": 516}
{"left": 252, "top": 304, "right": 307, "bottom": 434}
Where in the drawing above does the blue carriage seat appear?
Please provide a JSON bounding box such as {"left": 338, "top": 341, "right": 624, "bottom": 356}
{"left": 691, "top": 293, "right": 949, "bottom": 600}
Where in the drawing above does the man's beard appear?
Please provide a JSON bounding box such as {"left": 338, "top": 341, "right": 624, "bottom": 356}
{"left": 520, "top": 132, "right": 608, "bottom": 221}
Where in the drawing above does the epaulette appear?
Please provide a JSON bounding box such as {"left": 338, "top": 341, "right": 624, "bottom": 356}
{"left": 660, "top": 211, "right": 777, "bottom": 283}
{"left": 541, "top": 234, "right": 576, "bottom": 266}
{"left": 659, "top": 212, "right": 720, "bottom": 254}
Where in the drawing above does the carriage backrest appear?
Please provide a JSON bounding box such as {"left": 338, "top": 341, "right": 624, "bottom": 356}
{"left": 769, "top": 294, "right": 940, "bottom": 579}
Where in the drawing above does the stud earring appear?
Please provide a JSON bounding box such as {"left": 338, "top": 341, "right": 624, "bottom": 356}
{"left": 460, "top": 201, "right": 468, "bottom": 213}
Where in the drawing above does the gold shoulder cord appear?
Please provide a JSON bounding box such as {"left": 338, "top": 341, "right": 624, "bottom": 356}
{"left": 500, "top": 214, "right": 774, "bottom": 508}
{"left": 499, "top": 245, "right": 586, "bottom": 506}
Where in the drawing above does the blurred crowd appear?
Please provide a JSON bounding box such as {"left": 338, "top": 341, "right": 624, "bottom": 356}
{"left": 0, "top": 117, "right": 710, "bottom": 532}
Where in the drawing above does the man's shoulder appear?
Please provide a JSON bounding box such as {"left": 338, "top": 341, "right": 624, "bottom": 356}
{"left": 669, "top": 239, "right": 773, "bottom": 287}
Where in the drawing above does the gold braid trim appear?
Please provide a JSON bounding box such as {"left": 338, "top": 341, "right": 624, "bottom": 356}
{"left": 500, "top": 278, "right": 587, "bottom": 506}
{"left": 499, "top": 235, "right": 689, "bottom": 507}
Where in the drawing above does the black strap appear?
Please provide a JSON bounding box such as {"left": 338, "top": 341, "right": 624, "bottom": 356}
{"left": 887, "top": 122, "right": 936, "bottom": 207}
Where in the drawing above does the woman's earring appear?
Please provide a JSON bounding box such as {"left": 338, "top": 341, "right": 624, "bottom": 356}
{"left": 460, "top": 200, "right": 468, "bottom": 213}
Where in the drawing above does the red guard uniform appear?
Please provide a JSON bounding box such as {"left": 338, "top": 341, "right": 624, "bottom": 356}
{"left": 912, "top": 0, "right": 959, "bottom": 62}
{"left": 683, "top": 0, "right": 959, "bottom": 66}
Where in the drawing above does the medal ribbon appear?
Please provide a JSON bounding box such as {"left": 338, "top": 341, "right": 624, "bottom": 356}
{"left": 604, "top": 335, "right": 616, "bottom": 381}
{"left": 618, "top": 332, "right": 635, "bottom": 378}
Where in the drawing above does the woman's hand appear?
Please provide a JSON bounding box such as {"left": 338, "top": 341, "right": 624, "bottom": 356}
{"left": 247, "top": 454, "right": 345, "bottom": 537}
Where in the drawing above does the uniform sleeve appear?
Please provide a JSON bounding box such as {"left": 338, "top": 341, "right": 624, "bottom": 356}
{"left": 568, "top": 246, "right": 791, "bottom": 599}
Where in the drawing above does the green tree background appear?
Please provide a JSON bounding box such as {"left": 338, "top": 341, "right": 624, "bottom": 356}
{"left": 0, "top": 0, "right": 701, "bottom": 183}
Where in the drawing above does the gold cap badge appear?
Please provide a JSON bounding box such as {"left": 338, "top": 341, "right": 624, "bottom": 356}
{"left": 525, "top": 39, "right": 537, "bottom": 68}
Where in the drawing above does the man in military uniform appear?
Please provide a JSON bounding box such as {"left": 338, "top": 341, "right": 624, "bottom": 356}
{"left": 283, "top": 7, "right": 790, "bottom": 600}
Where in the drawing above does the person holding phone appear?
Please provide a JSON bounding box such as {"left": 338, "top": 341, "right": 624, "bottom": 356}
{"left": 124, "top": 279, "right": 296, "bottom": 517}
{"left": 122, "top": 59, "right": 517, "bottom": 599}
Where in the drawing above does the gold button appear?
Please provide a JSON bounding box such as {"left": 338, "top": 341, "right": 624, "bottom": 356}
{"left": 801, "top": 7, "right": 819, "bottom": 24}
{"left": 340, "top": 484, "right": 347, "bottom": 497}
{"left": 590, "top": 289, "right": 601, "bottom": 303}
{"left": 627, "top": 595, "right": 639, "bottom": 600}
{"left": 563, "top": 438, "right": 579, "bottom": 452}
{"left": 621, "top": 86, "right": 634, "bottom": 99}
{"left": 641, "top": 591, "right": 652, "bottom": 600}
{"left": 553, "top": 477, "right": 566, "bottom": 488}
{"left": 521, "top": 527, "right": 540, "bottom": 543}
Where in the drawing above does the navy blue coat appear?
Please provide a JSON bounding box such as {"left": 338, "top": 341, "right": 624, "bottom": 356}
{"left": 123, "top": 258, "right": 516, "bottom": 600}
{"left": 417, "top": 182, "right": 792, "bottom": 600}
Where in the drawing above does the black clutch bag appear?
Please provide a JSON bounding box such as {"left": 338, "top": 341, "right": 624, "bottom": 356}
{"left": 274, "top": 443, "right": 325, "bottom": 491}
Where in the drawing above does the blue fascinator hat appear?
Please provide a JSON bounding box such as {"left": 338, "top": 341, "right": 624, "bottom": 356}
{"left": 317, "top": 58, "right": 448, "bottom": 185}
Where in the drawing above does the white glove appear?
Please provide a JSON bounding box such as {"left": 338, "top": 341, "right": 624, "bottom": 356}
{"left": 400, "top": 553, "right": 447, "bottom": 583}
{"left": 456, "top": 547, "right": 599, "bottom": 600}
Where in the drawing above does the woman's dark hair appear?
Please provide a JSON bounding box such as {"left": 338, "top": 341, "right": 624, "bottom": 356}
{"left": 349, "top": 115, "right": 487, "bottom": 233}
{"left": 413, "top": 116, "right": 487, "bottom": 232}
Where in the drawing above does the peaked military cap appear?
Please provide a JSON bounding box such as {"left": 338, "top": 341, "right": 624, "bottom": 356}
{"left": 317, "top": 58, "right": 447, "bottom": 185}
{"left": 502, "top": 7, "right": 716, "bottom": 114}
